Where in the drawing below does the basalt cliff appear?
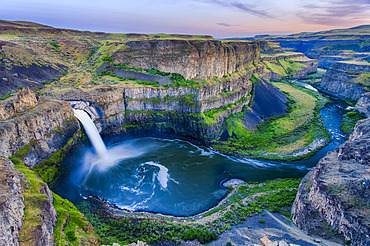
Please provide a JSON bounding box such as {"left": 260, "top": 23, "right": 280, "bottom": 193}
{"left": 112, "top": 39, "right": 260, "bottom": 80}
{"left": 319, "top": 62, "right": 370, "bottom": 100}
{"left": 292, "top": 116, "right": 370, "bottom": 245}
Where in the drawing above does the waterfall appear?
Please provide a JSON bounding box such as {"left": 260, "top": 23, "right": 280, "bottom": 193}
{"left": 73, "top": 109, "right": 108, "bottom": 159}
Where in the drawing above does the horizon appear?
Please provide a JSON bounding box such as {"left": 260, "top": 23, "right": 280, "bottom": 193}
{"left": 3, "top": 0, "right": 370, "bottom": 38}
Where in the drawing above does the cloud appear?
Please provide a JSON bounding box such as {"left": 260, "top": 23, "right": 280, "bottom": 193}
{"left": 216, "top": 22, "right": 240, "bottom": 27}
{"left": 298, "top": 0, "right": 370, "bottom": 26}
{"left": 217, "top": 22, "right": 232, "bottom": 27}
{"left": 196, "top": 0, "right": 276, "bottom": 19}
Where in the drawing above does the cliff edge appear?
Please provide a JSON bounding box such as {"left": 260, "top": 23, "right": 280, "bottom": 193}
{"left": 292, "top": 118, "right": 370, "bottom": 245}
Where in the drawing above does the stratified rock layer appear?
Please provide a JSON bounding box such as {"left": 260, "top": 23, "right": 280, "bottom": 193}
{"left": 319, "top": 62, "right": 370, "bottom": 100}
{"left": 112, "top": 39, "right": 260, "bottom": 80}
{"left": 292, "top": 118, "right": 370, "bottom": 245}
{"left": 356, "top": 92, "right": 370, "bottom": 117}
{"left": 0, "top": 95, "right": 79, "bottom": 168}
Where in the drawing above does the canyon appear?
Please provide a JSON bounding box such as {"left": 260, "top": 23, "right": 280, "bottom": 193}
{"left": 0, "top": 20, "right": 369, "bottom": 246}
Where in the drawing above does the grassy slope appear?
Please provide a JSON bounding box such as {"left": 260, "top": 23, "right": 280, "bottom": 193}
{"left": 213, "top": 81, "right": 329, "bottom": 159}
{"left": 74, "top": 178, "right": 300, "bottom": 245}
{"left": 9, "top": 156, "right": 99, "bottom": 245}
{"left": 263, "top": 57, "right": 309, "bottom": 78}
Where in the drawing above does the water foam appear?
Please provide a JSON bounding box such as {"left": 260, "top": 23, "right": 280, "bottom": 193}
{"left": 142, "top": 161, "right": 169, "bottom": 190}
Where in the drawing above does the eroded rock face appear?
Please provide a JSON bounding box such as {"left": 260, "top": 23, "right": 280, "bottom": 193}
{"left": 319, "top": 62, "right": 370, "bottom": 100}
{"left": 356, "top": 92, "right": 370, "bottom": 117}
{"left": 30, "top": 182, "right": 57, "bottom": 246}
{"left": 0, "top": 157, "right": 24, "bottom": 246}
{"left": 112, "top": 39, "right": 260, "bottom": 80}
{"left": 46, "top": 66, "right": 255, "bottom": 141}
{"left": 0, "top": 99, "right": 79, "bottom": 169}
{"left": 0, "top": 88, "right": 38, "bottom": 120}
{"left": 292, "top": 118, "right": 370, "bottom": 245}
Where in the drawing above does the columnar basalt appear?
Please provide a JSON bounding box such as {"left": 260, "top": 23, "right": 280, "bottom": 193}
{"left": 319, "top": 62, "right": 370, "bottom": 100}
{"left": 112, "top": 39, "right": 260, "bottom": 80}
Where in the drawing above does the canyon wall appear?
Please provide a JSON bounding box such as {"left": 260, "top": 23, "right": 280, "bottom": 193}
{"left": 0, "top": 89, "right": 79, "bottom": 169}
{"left": 356, "top": 92, "right": 370, "bottom": 116}
{"left": 0, "top": 157, "right": 24, "bottom": 246}
{"left": 49, "top": 72, "right": 253, "bottom": 143}
{"left": 292, "top": 118, "right": 370, "bottom": 245}
{"left": 112, "top": 39, "right": 260, "bottom": 80}
{"left": 319, "top": 62, "right": 370, "bottom": 100}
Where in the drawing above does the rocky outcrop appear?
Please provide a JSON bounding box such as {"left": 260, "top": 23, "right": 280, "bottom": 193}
{"left": 356, "top": 92, "right": 370, "bottom": 116}
{"left": 112, "top": 39, "right": 260, "bottom": 80}
{"left": 259, "top": 41, "right": 283, "bottom": 54}
{"left": 0, "top": 157, "right": 24, "bottom": 246}
{"left": 292, "top": 118, "right": 370, "bottom": 245}
{"left": 0, "top": 90, "right": 79, "bottom": 169}
{"left": 0, "top": 88, "right": 38, "bottom": 120}
{"left": 318, "top": 62, "right": 369, "bottom": 100}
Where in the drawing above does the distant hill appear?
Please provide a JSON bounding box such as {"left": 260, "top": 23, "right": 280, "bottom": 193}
{"left": 0, "top": 19, "right": 214, "bottom": 40}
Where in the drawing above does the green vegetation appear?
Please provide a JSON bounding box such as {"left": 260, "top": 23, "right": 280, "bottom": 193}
{"left": 199, "top": 178, "right": 301, "bottom": 235}
{"left": 113, "top": 63, "right": 201, "bottom": 88}
{"left": 53, "top": 193, "right": 99, "bottom": 246}
{"left": 178, "top": 94, "right": 198, "bottom": 107}
{"left": 78, "top": 201, "right": 217, "bottom": 245}
{"left": 0, "top": 91, "right": 12, "bottom": 100}
{"left": 9, "top": 157, "right": 98, "bottom": 245}
{"left": 264, "top": 58, "right": 307, "bottom": 78}
{"left": 15, "top": 119, "right": 79, "bottom": 188}
{"left": 213, "top": 81, "right": 329, "bottom": 159}
{"left": 237, "top": 178, "right": 301, "bottom": 217}
{"left": 9, "top": 156, "right": 49, "bottom": 244}
{"left": 48, "top": 41, "right": 61, "bottom": 51}
{"left": 99, "top": 69, "right": 160, "bottom": 87}
{"left": 324, "top": 42, "right": 370, "bottom": 52}
{"left": 114, "top": 63, "right": 171, "bottom": 77}
{"left": 102, "top": 54, "right": 112, "bottom": 63}
{"left": 74, "top": 178, "right": 300, "bottom": 245}
{"left": 352, "top": 71, "right": 370, "bottom": 90}
{"left": 340, "top": 111, "right": 367, "bottom": 135}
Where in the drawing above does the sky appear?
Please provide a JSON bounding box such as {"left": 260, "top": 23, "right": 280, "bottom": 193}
{"left": 2, "top": 0, "right": 370, "bottom": 38}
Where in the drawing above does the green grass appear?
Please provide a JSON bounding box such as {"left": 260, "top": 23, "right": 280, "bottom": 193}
{"left": 9, "top": 156, "right": 48, "bottom": 245}
{"left": 53, "top": 193, "right": 99, "bottom": 246}
{"left": 264, "top": 57, "right": 308, "bottom": 78}
{"left": 340, "top": 111, "right": 367, "bottom": 135}
{"left": 78, "top": 201, "right": 217, "bottom": 245}
{"left": 352, "top": 71, "right": 370, "bottom": 90}
{"left": 0, "top": 91, "right": 12, "bottom": 100}
{"left": 200, "top": 178, "right": 301, "bottom": 235}
{"left": 213, "top": 81, "right": 329, "bottom": 159}
{"left": 48, "top": 41, "right": 61, "bottom": 51}
{"left": 8, "top": 156, "right": 98, "bottom": 245}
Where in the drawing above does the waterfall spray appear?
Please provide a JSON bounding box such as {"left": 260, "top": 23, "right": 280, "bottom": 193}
{"left": 73, "top": 109, "right": 108, "bottom": 160}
